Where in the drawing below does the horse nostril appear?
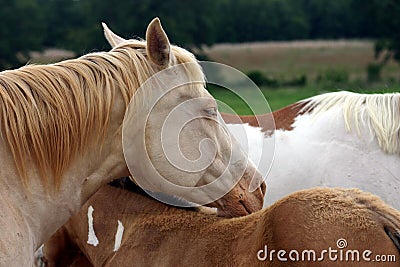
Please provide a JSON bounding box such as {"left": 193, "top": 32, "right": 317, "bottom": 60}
{"left": 239, "top": 193, "right": 243, "bottom": 199}
{"left": 260, "top": 182, "right": 266, "bottom": 196}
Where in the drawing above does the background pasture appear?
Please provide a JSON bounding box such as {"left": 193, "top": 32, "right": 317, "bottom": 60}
{"left": 2, "top": 0, "right": 400, "bottom": 113}
{"left": 203, "top": 40, "right": 400, "bottom": 113}
{"left": 30, "top": 39, "right": 400, "bottom": 114}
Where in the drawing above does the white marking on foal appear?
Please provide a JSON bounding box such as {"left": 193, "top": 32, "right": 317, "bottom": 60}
{"left": 87, "top": 205, "right": 99, "bottom": 246}
{"left": 113, "top": 220, "right": 124, "bottom": 252}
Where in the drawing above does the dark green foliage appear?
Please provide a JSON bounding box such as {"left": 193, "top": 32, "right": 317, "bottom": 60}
{"left": 367, "top": 63, "right": 383, "bottom": 82}
{"left": 247, "top": 70, "right": 306, "bottom": 88}
{"left": 1, "top": 0, "right": 400, "bottom": 69}
{"left": 316, "top": 69, "right": 349, "bottom": 88}
{"left": 0, "top": 0, "right": 45, "bottom": 69}
{"left": 247, "top": 70, "right": 266, "bottom": 86}
{"left": 357, "top": 0, "right": 400, "bottom": 67}
{"left": 247, "top": 71, "right": 280, "bottom": 87}
{"left": 283, "top": 75, "right": 307, "bottom": 87}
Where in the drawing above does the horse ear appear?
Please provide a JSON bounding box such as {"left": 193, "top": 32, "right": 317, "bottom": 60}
{"left": 102, "top": 23, "right": 126, "bottom": 48}
{"left": 146, "top": 18, "right": 172, "bottom": 67}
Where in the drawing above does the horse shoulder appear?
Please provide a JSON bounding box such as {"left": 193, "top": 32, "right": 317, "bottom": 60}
{"left": 0, "top": 197, "right": 33, "bottom": 266}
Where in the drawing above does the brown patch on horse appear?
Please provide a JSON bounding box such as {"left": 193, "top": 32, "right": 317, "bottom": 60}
{"left": 221, "top": 101, "right": 309, "bottom": 133}
{"left": 272, "top": 101, "right": 309, "bottom": 131}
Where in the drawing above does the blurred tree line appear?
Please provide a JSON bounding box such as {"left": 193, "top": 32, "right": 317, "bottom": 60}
{"left": 0, "top": 0, "right": 399, "bottom": 69}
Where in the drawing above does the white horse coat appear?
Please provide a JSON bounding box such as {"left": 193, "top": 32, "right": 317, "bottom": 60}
{"left": 227, "top": 91, "right": 400, "bottom": 208}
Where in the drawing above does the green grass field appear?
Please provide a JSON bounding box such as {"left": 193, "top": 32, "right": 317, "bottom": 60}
{"left": 202, "top": 40, "right": 400, "bottom": 114}
{"left": 207, "top": 85, "right": 319, "bottom": 114}
{"left": 208, "top": 85, "right": 400, "bottom": 114}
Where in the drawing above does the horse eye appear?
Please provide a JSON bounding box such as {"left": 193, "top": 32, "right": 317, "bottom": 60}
{"left": 204, "top": 107, "right": 217, "bottom": 116}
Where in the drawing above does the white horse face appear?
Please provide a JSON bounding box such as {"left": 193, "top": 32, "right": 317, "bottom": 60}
{"left": 106, "top": 18, "right": 265, "bottom": 217}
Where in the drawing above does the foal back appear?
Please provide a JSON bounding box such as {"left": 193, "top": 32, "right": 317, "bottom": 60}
{"left": 42, "top": 186, "right": 400, "bottom": 267}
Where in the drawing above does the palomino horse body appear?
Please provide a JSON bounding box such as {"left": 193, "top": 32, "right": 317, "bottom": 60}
{"left": 42, "top": 181, "right": 400, "bottom": 266}
{"left": 0, "top": 19, "right": 264, "bottom": 266}
{"left": 224, "top": 91, "right": 400, "bottom": 208}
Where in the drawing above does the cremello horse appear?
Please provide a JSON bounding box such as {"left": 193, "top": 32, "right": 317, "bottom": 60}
{"left": 223, "top": 91, "right": 400, "bottom": 208}
{"left": 42, "top": 180, "right": 400, "bottom": 266}
{"left": 0, "top": 18, "right": 265, "bottom": 266}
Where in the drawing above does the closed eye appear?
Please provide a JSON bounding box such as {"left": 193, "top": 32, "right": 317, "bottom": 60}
{"left": 203, "top": 107, "right": 217, "bottom": 117}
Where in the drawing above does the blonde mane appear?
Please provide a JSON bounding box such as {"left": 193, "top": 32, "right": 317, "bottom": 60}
{"left": 0, "top": 41, "right": 200, "bottom": 188}
{"left": 301, "top": 91, "right": 400, "bottom": 154}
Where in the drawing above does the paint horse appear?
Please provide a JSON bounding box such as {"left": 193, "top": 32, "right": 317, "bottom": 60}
{"left": 223, "top": 91, "right": 400, "bottom": 208}
{"left": 0, "top": 18, "right": 265, "bottom": 266}
{"left": 42, "top": 180, "right": 400, "bottom": 266}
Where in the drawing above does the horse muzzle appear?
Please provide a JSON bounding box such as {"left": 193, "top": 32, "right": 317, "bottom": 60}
{"left": 213, "top": 168, "right": 266, "bottom": 217}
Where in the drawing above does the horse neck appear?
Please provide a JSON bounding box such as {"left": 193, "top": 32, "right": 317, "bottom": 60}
{"left": 0, "top": 92, "right": 129, "bottom": 252}
{"left": 44, "top": 185, "right": 270, "bottom": 266}
{"left": 122, "top": 191, "right": 268, "bottom": 264}
{"left": 214, "top": 213, "right": 267, "bottom": 266}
